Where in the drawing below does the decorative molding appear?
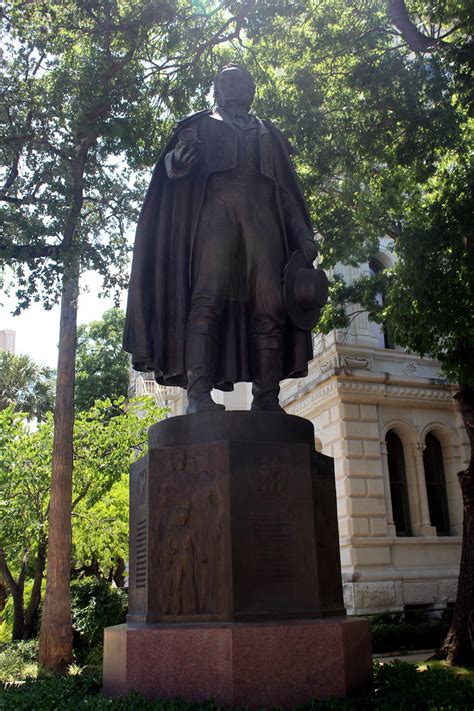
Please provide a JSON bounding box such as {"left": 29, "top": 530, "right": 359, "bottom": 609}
{"left": 337, "top": 381, "right": 386, "bottom": 397}
{"left": 338, "top": 380, "right": 453, "bottom": 402}
{"left": 319, "top": 358, "right": 338, "bottom": 375}
{"left": 402, "top": 361, "right": 419, "bottom": 376}
{"left": 342, "top": 355, "right": 372, "bottom": 374}
{"left": 284, "top": 376, "right": 455, "bottom": 414}
{"left": 284, "top": 378, "right": 339, "bottom": 414}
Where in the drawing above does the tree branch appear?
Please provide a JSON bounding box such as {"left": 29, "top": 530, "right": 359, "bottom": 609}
{"left": 188, "top": 0, "right": 256, "bottom": 68}
{"left": 71, "top": 479, "right": 93, "bottom": 511}
{"left": 0, "top": 546, "right": 18, "bottom": 593}
{"left": 388, "top": 0, "right": 447, "bottom": 52}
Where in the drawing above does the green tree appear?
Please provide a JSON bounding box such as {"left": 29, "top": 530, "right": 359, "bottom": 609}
{"left": 75, "top": 308, "right": 129, "bottom": 412}
{"left": 383, "top": 156, "right": 474, "bottom": 665}
{"left": 0, "top": 407, "right": 50, "bottom": 641}
{"left": 72, "top": 474, "right": 129, "bottom": 586}
{"left": 70, "top": 397, "right": 166, "bottom": 584}
{"left": 0, "top": 397, "right": 164, "bottom": 642}
{"left": 0, "top": 351, "right": 55, "bottom": 421}
{"left": 1, "top": 0, "right": 256, "bottom": 671}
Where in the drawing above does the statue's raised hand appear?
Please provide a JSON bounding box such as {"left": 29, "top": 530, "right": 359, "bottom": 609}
{"left": 173, "top": 127, "right": 200, "bottom": 171}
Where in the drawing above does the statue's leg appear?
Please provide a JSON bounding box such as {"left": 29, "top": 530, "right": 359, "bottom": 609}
{"left": 185, "top": 327, "right": 224, "bottom": 414}
{"left": 185, "top": 188, "right": 236, "bottom": 414}
{"left": 242, "top": 179, "right": 286, "bottom": 413}
{"left": 250, "top": 335, "right": 286, "bottom": 414}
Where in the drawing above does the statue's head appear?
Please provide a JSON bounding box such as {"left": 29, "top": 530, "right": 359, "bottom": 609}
{"left": 214, "top": 65, "right": 255, "bottom": 112}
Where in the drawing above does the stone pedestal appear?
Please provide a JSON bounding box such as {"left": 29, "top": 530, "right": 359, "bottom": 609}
{"left": 103, "top": 617, "right": 372, "bottom": 707}
{"left": 103, "top": 412, "right": 371, "bottom": 704}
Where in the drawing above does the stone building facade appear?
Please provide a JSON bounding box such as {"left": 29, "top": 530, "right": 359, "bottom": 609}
{"left": 0, "top": 329, "right": 15, "bottom": 354}
{"left": 130, "top": 239, "right": 467, "bottom": 614}
{"left": 128, "top": 368, "right": 186, "bottom": 416}
{"left": 279, "top": 239, "right": 466, "bottom": 614}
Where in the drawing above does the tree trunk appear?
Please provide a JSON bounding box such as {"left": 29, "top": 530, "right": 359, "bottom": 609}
{"left": 10, "top": 567, "right": 26, "bottom": 641}
{"left": 23, "top": 535, "right": 47, "bottom": 640}
{"left": 0, "top": 578, "right": 6, "bottom": 613}
{"left": 39, "top": 261, "right": 79, "bottom": 672}
{"left": 0, "top": 551, "right": 27, "bottom": 641}
{"left": 11, "top": 582, "right": 25, "bottom": 641}
{"left": 437, "top": 386, "right": 474, "bottom": 666}
{"left": 113, "top": 557, "right": 126, "bottom": 588}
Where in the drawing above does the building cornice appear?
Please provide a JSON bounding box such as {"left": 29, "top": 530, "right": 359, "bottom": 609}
{"left": 284, "top": 373, "right": 457, "bottom": 416}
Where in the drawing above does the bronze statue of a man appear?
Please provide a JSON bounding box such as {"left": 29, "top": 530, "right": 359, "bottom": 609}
{"left": 123, "top": 65, "right": 318, "bottom": 414}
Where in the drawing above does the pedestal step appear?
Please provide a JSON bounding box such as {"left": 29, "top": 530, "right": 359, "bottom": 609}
{"left": 103, "top": 617, "right": 372, "bottom": 707}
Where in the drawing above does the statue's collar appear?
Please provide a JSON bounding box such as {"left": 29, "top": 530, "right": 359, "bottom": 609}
{"left": 210, "top": 108, "right": 268, "bottom": 134}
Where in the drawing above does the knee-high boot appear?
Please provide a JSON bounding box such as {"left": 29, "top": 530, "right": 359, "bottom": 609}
{"left": 250, "top": 344, "right": 285, "bottom": 414}
{"left": 185, "top": 333, "right": 225, "bottom": 415}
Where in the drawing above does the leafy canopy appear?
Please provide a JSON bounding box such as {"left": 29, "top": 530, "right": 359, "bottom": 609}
{"left": 1, "top": 0, "right": 257, "bottom": 307}
{"left": 243, "top": 0, "right": 473, "bottom": 386}
{"left": 75, "top": 308, "right": 129, "bottom": 412}
{"left": 0, "top": 397, "right": 165, "bottom": 584}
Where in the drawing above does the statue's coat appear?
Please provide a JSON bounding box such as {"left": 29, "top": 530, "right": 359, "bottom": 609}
{"left": 123, "top": 109, "right": 313, "bottom": 390}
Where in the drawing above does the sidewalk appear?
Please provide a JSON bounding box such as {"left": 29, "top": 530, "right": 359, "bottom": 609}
{"left": 374, "top": 649, "right": 435, "bottom": 663}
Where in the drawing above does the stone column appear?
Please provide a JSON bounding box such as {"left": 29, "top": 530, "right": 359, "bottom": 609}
{"left": 380, "top": 439, "right": 396, "bottom": 537}
{"left": 412, "top": 443, "right": 437, "bottom": 536}
{"left": 442, "top": 442, "right": 463, "bottom": 535}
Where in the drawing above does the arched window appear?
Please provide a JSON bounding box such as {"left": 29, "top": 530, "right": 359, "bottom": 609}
{"left": 386, "top": 430, "right": 412, "bottom": 536}
{"left": 423, "top": 433, "right": 450, "bottom": 536}
{"left": 368, "top": 257, "right": 391, "bottom": 349}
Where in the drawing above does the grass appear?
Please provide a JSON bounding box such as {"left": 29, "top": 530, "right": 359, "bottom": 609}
{"left": 1, "top": 661, "right": 474, "bottom": 710}
{"left": 415, "top": 659, "right": 474, "bottom": 684}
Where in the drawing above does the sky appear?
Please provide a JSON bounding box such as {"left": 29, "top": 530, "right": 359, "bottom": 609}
{"left": 0, "top": 270, "right": 127, "bottom": 368}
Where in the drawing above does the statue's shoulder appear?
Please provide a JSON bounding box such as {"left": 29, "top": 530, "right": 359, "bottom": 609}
{"left": 174, "top": 109, "right": 212, "bottom": 131}
{"left": 155, "top": 110, "right": 211, "bottom": 166}
{"left": 261, "top": 119, "right": 295, "bottom": 155}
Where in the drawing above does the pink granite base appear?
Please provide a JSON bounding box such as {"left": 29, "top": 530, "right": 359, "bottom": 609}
{"left": 103, "top": 617, "right": 372, "bottom": 707}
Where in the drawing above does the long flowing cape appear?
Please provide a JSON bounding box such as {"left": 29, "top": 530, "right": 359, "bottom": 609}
{"left": 123, "top": 112, "right": 313, "bottom": 390}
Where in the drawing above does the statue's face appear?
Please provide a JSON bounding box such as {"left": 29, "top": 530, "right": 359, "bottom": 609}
{"left": 216, "top": 68, "right": 254, "bottom": 111}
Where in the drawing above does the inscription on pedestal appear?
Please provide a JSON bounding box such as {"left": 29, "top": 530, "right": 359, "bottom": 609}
{"left": 230, "top": 442, "right": 320, "bottom": 618}
{"left": 136, "top": 520, "right": 147, "bottom": 589}
{"left": 251, "top": 511, "right": 294, "bottom": 581}
{"left": 128, "top": 457, "right": 149, "bottom": 618}
{"left": 135, "top": 467, "right": 148, "bottom": 588}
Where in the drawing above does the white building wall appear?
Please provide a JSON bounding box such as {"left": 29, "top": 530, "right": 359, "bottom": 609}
{"left": 0, "top": 329, "right": 15, "bottom": 353}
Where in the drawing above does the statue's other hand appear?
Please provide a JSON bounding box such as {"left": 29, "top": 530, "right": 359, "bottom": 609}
{"left": 173, "top": 141, "right": 200, "bottom": 171}
{"left": 301, "top": 239, "right": 317, "bottom": 264}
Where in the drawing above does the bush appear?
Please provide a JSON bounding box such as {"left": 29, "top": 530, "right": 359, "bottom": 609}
{"left": 0, "top": 639, "right": 39, "bottom": 682}
{"left": 367, "top": 660, "right": 474, "bottom": 710}
{"left": 71, "top": 578, "right": 127, "bottom": 665}
{"left": 369, "top": 610, "right": 451, "bottom": 654}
